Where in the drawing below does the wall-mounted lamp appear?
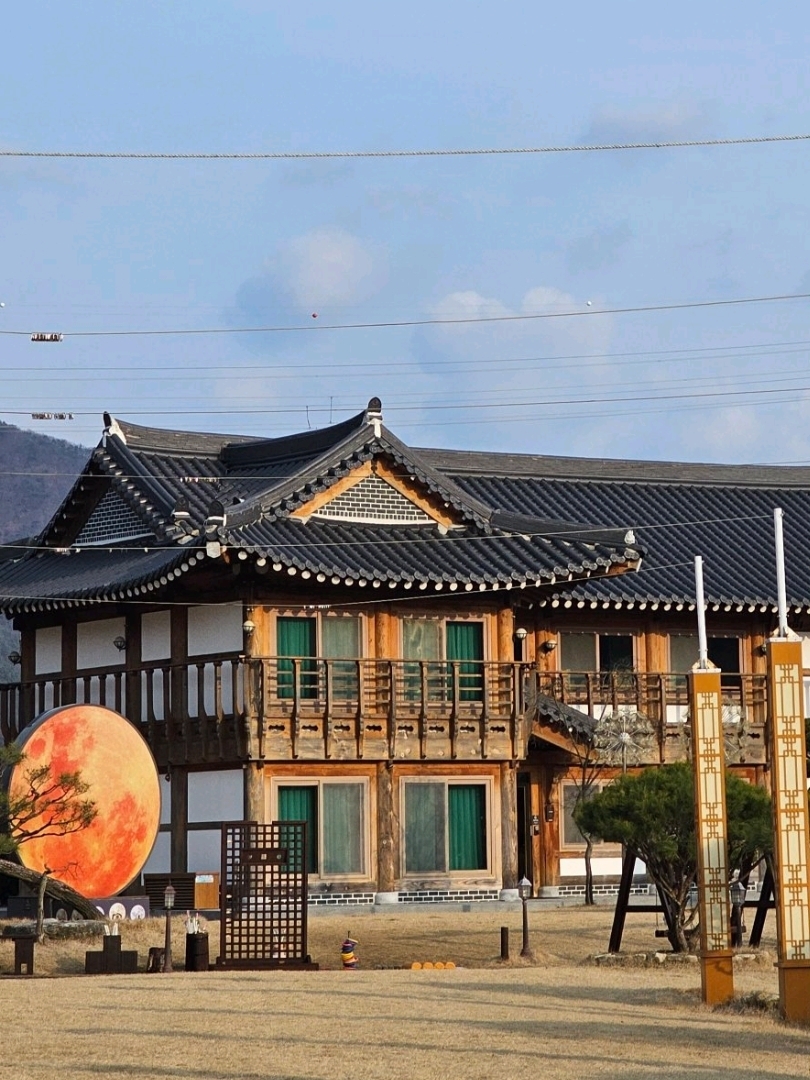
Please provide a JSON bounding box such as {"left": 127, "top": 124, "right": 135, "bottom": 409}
{"left": 540, "top": 639, "right": 557, "bottom": 654}
{"left": 756, "top": 642, "right": 768, "bottom": 657}
{"left": 515, "top": 627, "right": 528, "bottom": 641}
{"left": 7, "top": 651, "right": 21, "bottom": 666}
{"left": 242, "top": 619, "right": 256, "bottom": 637}
{"left": 113, "top": 636, "right": 127, "bottom": 652}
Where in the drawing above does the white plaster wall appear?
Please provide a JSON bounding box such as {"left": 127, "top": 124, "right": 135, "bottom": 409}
{"left": 187, "top": 603, "right": 243, "bottom": 657}
{"left": 560, "top": 856, "right": 627, "bottom": 877}
{"left": 141, "top": 831, "right": 170, "bottom": 875}
{"left": 141, "top": 611, "right": 171, "bottom": 662}
{"left": 159, "top": 774, "right": 171, "bottom": 825}
{"left": 188, "top": 769, "right": 243, "bottom": 823}
{"left": 77, "top": 617, "right": 126, "bottom": 670}
{"left": 188, "top": 830, "right": 222, "bottom": 873}
{"left": 35, "top": 626, "right": 62, "bottom": 675}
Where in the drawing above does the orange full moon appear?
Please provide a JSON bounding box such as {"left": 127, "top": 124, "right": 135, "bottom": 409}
{"left": 8, "top": 704, "right": 161, "bottom": 899}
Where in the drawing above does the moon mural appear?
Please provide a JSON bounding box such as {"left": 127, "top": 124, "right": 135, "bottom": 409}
{"left": 7, "top": 704, "right": 161, "bottom": 898}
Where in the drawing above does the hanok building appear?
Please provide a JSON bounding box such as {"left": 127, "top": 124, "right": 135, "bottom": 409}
{"left": 0, "top": 399, "right": 808, "bottom": 902}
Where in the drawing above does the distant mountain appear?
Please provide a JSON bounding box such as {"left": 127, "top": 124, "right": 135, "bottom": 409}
{"left": 0, "top": 422, "right": 89, "bottom": 681}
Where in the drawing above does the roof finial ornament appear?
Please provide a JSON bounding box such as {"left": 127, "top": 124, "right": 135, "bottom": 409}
{"left": 101, "top": 412, "right": 127, "bottom": 447}
{"left": 366, "top": 397, "right": 383, "bottom": 438}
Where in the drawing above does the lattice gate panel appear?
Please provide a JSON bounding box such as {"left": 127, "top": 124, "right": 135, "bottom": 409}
{"left": 217, "top": 821, "right": 317, "bottom": 969}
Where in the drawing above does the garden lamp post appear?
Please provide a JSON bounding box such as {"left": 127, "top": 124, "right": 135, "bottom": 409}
{"left": 730, "top": 879, "right": 746, "bottom": 949}
{"left": 518, "top": 876, "right": 533, "bottom": 958}
{"left": 163, "top": 884, "right": 175, "bottom": 973}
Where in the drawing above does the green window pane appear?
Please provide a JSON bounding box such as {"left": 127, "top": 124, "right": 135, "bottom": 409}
{"left": 448, "top": 784, "right": 487, "bottom": 870}
{"left": 322, "top": 617, "right": 360, "bottom": 700}
{"left": 322, "top": 783, "right": 364, "bottom": 875}
{"left": 277, "top": 617, "right": 317, "bottom": 700}
{"left": 278, "top": 785, "right": 318, "bottom": 874}
{"left": 404, "top": 782, "right": 446, "bottom": 873}
{"left": 446, "top": 622, "right": 484, "bottom": 702}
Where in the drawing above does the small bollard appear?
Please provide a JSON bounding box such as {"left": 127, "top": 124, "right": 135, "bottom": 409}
{"left": 341, "top": 935, "right": 359, "bottom": 969}
{"left": 500, "top": 926, "right": 509, "bottom": 961}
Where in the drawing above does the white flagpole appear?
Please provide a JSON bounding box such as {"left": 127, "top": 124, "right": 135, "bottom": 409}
{"left": 694, "top": 555, "right": 708, "bottom": 669}
{"left": 774, "top": 508, "right": 789, "bottom": 636}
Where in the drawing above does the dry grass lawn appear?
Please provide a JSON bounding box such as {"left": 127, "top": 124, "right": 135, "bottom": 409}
{"left": 0, "top": 904, "right": 807, "bottom": 1080}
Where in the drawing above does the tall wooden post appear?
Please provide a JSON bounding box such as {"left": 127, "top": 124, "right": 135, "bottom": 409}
{"left": 497, "top": 608, "right": 514, "bottom": 662}
{"left": 767, "top": 637, "right": 810, "bottom": 1024}
{"left": 376, "top": 763, "right": 399, "bottom": 896}
{"left": 500, "top": 762, "right": 519, "bottom": 890}
{"left": 170, "top": 766, "right": 188, "bottom": 873}
{"left": 689, "top": 666, "right": 734, "bottom": 1004}
{"left": 244, "top": 762, "right": 266, "bottom": 824}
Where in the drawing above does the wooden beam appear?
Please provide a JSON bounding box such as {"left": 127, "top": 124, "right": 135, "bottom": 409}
{"left": 170, "top": 766, "right": 188, "bottom": 874}
{"left": 244, "top": 763, "right": 266, "bottom": 823}
{"left": 376, "top": 763, "right": 398, "bottom": 892}
{"left": 497, "top": 608, "right": 514, "bottom": 663}
{"left": 500, "top": 762, "right": 518, "bottom": 890}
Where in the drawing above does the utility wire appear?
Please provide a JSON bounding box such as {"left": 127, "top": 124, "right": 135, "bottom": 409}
{"left": 2, "top": 133, "right": 810, "bottom": 160}
{"left": 1, "top": 291, "right": 809, "bottom": 338}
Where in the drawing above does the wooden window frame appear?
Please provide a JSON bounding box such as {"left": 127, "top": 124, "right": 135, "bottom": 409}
{"left": 399, "top": 776, "right": 493, "bottom": 878}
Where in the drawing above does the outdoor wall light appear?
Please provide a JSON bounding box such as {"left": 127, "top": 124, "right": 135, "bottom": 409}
{"left": 163, "top": 884, "right": 176, "bottom": 974}
{"left": 7, "top": 651, "right": 21, "bottom": 666}
{"left": 540, "top": 639, "right": 557, "bottom": 653}
{"left": 113, "top": 636, "right": 127, "bottom": 652}
{"left": 515, "top": 627, "right": 528, "bottom": 640}
{"left": 242, "top": 618, "right": 256, "bottom": 636}
{"left": 518, "top": 876, "right": 533, "bottom": 958}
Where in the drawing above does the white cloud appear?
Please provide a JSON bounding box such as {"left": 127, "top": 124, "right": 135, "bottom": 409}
{"left": 277, "top": 226, "right": 382, "bottom": 309}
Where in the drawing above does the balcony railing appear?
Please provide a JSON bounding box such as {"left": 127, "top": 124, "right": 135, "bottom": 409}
{"left": 0, "top": 662, "right": 769, "bottom": 768}
{"left": 0, "top": 657, "right": 529, "bottom": 766}
{"left": 533, "top": 671, "right": 768, "bottom": 765}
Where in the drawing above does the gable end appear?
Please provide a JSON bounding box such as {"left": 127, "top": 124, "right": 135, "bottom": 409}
{"left": 75, "top": 488, "right": 154, "bottom": 546}
{"left": 311, "top": 474, "right": 433, "bottom": 525}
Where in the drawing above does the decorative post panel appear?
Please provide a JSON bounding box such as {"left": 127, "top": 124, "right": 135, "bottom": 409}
{"left": 767, "top": 638, "right": 810, "bottom": 1024}
{"left": 689, "top": 668, "right": 734, "bottom": 1004}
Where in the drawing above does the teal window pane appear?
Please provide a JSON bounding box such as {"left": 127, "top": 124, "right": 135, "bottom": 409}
{"left": 322, "top": 783, "right": 364, "bottom": 875}
{"left": 277, "top": 617, "right": 317, "bottom": 700}
{"left": 448, "top": 784, "right": 487, "bottom": 870}
{"left": 404, "top": 782, "right": 446, "bottom": 873}
{"left": 278, "top": 785, "right": 318, "bottom": 874}
{"left": 446, "top": 622, "right": 484, "bottom": 702}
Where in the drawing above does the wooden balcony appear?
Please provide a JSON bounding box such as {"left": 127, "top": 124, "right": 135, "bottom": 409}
{"left": 532, "top": 671, "right": 768, "bottom": 766}
{"left": 0, "top": 657, "right": 529, "bottom": 769}
{"left": 0, "top": 662, "right": 769, "bottom": 769}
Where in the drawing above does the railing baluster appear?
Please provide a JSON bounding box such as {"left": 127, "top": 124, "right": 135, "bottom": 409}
{"left": 291, "top": 658, "right": 299, "bottom": 760}
{"left": 356, "top": 659, "right": 365, "bottom": 759}
{"left": 450, "top": 662, "right": 459, "bottom": 759}
{"left": 324, "top": 660, "right": 332, "bottom": 759}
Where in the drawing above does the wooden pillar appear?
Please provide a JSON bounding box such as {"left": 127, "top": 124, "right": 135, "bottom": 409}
{"left": 20, "top": 627, "right": 35, "bottom": 725}
{"left": 497, "top": 608, "right": 514, "bottom": 662}
{"left": 244, "top": 762, "right": 266, "bottom": 823}
{"left": 170, "top": 766, "right": 188, "bottom": 873}
{"left": 767, "top": 637, "right": 810, "bottom": 1024}
{"left": 124, "top": 613, "right": 140, "bottom": 721}
{"left": 376, "top": 763, "right": 399, "bottom": 893}
{"left": 535, "top": 628, "right": 557, "bottom": 672}
{"left": 61, "top": 621, "right": 77, "bottom": 706}
{"left": 689, "top": 668, "right": 734, "bottom": 1005}
{"left": 539, "top": 767, "right": 560, "bottom": 889}
{"left": 375, "top": 608, "right": 392, "bottom": 658}
{"left": 500, "top": 762, "right": 518, "bottom": 890}
{"left": 243, "top": 604, "right": 270, "bottom": 763}
{"left": 645, "top": 627, "right": 668, "bottom": 673}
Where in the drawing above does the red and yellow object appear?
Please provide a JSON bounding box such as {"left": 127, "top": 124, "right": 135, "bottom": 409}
{"left": 341, "top": 936, "right": 359, "bottom": 969}
{"left": 7, "top": 704, "right": 161, "bottom": 899}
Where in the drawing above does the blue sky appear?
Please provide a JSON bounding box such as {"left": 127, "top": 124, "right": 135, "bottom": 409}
{"left": 2, "top": 1, "right": 810, "bottom": 461}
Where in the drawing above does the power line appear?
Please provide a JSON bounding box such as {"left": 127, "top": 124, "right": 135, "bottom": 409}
{"left": 1, "top": 291, "right": 809, "bottom": 339}
{"left": 1, "top": 133, "right": 810, "bottom": 160}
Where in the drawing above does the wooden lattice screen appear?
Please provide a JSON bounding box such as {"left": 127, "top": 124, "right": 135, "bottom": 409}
{"left": 217, "top": 821, "right": 317, "bottom": 969}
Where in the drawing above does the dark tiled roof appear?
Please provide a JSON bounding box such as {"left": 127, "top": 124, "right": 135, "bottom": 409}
{"left": 432, "top": 463, "right": 806, "bottom": 610}
{"left": 0, "top": 404, "right": 646, "bottom": 611}
{"left": 531, "top": 693, "right": 596, "bottom": 744}
{"left": 0, "top": 545, "right": 202, "bottom": 609}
